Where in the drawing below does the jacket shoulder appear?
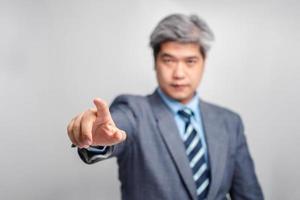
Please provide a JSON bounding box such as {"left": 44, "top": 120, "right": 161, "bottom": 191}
{"left": 110, "top": 94, "right": 147, "bottom": 107}
{"left": 110, "top": 94, "right": 151, "bottom": 116}
{"left": 200, "top": 99, "right": 242, "bottom": 122}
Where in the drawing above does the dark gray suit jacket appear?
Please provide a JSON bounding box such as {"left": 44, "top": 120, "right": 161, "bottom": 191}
{"left": 78, "top": 90, "right": 263, "bottom": 200}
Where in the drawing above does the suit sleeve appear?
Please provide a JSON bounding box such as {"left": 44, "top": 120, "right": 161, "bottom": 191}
{"left": 229, "top": 116, "right": 264, "bottom": 200}
{"left": 77, "top": 97, "right": 136, "bottom": 164}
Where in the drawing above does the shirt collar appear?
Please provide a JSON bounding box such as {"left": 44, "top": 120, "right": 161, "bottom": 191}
{"left": 157, "top": 87, "right": 200, "bottom": 118}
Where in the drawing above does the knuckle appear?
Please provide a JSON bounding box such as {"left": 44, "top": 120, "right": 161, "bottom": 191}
{"left": 103, "top": 124, "right": 111, "bottom": 131}
{"left": 82, "top": 111, "right": 96, "bottom": 123}
{"left": 114, "top": 132, "right": 122, "bottom": 140}
{"left": 73, "top": 115, "right": 83, "bottom": 131}
{"left": 81, "top": 114, "right": 88, "bottom": 122}
{"left": 105, "top": 130, "right": 114, "bottom": 137}
{"left": 81, "top": 130, "right": 91, "bottom": 140}
{"left": 77, "top": 138, "right": 84, "bottom": 146}
{"left": 88, "top": 108, "right": 97, "bottom": 114}
{"left": 81, "top": 113, "right": 90, "bottom": 123}
{"left": 73, "top": 123, "right": 80, "bottom": 134}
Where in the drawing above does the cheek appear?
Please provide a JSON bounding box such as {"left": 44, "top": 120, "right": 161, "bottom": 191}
{"left": 157, "top": 68, "right": 171, "bottom": 82}
{"left": 190, "top": 69, "right": 203, "bottom": 85}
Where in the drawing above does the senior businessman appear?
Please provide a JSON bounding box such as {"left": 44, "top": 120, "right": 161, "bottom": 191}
{"left": 67, "top": 14, "right": 264, "bottom": 200}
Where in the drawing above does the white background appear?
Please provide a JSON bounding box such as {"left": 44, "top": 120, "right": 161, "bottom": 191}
{"left": 1, "top": 0, "right": 299, "bottom": 199}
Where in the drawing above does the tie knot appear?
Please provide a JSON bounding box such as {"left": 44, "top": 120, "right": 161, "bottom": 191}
{"left": 178, "top": 108, "right": 194, "bottom": 122}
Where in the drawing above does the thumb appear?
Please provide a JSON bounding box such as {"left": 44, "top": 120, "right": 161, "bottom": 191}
{"left": 93, "top": 98, "right": 113, "bottom": 125}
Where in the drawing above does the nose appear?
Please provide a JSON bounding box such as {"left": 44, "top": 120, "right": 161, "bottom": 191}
{"left": 173, "top": 62, "right": 185, "bottom": 79}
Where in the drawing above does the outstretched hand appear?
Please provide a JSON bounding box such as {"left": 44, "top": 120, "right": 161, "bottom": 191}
{"left": 67, "top": 98, "right": 127, "bottom": 148}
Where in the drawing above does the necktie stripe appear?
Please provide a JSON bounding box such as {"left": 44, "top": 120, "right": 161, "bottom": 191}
{"left": 195, "top": 169, "right": 210, "bottom": 186}
{"left": 196, "top": 179, "right": 209, "bottom": 196}
{"left": 187, "top": 138, "right": 203, "bottom": 161}
{"left": 183, "top": 124, "right": 194, "bottom": 140}
{"left": 191, "top": 155, "right": 206, "bottom": 174}
{"left": 178, "top": 108, "right": 210, "bottom": 199}
{"left": 189, "top": 146, "right": 205, "bottom": 168}
{"left": 184, "top": 129, "right": 197, "bottom": 147}
{"left": 185, "top": 135, "right": 200, "bottom": 155}
{"left": 193, "top": 163, "right": 208, "bottom": 181}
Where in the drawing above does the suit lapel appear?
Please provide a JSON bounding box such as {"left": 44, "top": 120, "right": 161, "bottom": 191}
{"left": 148, "top": 91, "right": 198, "bottom": 200}
{"left": 200, "top": 100, "right": 229, "bottom": 200}
{"left": 148, "top": 91, "right": 229, "bottom": 199}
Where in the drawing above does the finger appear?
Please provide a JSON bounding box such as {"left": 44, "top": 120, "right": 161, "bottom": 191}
{"left": 67, "top": 118, "right": 77, "bottom": 146}
{"left": 112, "top": 129, "right": 127, "bottom": 142}
{"left": 73, "top": 112, "right": 85, "bottom": 147}
{"left": 105, "top": 126, "right": 126, "bottom": 144}
{"left": 120, "top": 130, "right": 127, "bottom": 141}
{"left": 93, "top": 98, "right": 113, "bottom": 125}
{"left": 92, "top": 122, "right": 114, "bottom": 140}
{"left": 91, "top": 124, "right": 124, "bottom": 146}
{"left": 80, "top": 109, "right": 96, "bottom": 146}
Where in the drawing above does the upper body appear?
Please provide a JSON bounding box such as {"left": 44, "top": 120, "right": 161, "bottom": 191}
{"left": 78, "top": 90, "right": 263, "bottom": 200}
{"left": 67, "top": 14, "right": 264, "bottom": 200}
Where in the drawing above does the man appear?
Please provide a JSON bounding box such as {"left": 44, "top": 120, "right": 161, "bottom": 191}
{"left": 67, "top": 14, "right": 264, "bottom": 200}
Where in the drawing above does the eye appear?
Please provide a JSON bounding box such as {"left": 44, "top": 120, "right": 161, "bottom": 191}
{"left": 162, "top": 57, "right": 173, "bottom": 63}
{"left": 161, "top": 57, "right": 177, "bottom": 67}
{"left": 186, "top": 58, "right": 197, "bottom": 66}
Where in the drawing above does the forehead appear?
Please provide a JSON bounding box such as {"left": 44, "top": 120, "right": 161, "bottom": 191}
{"left": 159, "top": 41, "right": 202, "bottom": 58}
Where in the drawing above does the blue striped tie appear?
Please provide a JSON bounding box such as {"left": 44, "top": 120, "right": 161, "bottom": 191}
{"left": 178, "top": 108, "right": 210, "bottom": 200}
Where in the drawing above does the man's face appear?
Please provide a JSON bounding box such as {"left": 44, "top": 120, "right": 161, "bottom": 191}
{"left": 155, "top": 41, "right": 205, "bottom": 104}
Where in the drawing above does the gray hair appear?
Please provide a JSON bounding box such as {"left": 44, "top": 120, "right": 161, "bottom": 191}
{"left": 150, "top": 14, "right": 214, "bottom": 59}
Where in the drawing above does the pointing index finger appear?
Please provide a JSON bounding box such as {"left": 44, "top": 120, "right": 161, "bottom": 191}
{"left": 93, "top": 98, "right": 113, "bottom": 125}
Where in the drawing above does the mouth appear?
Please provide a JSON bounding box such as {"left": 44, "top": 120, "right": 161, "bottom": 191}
{"left": 170, "top": 84, "right": 189, "bottom": 90}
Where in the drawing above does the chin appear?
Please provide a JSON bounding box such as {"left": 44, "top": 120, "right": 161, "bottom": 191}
{"left": 162, "top": 87, "right": 193, "bottom": 102}
{"left": 169, "top": 93, "right": 192, "bottom": 104}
